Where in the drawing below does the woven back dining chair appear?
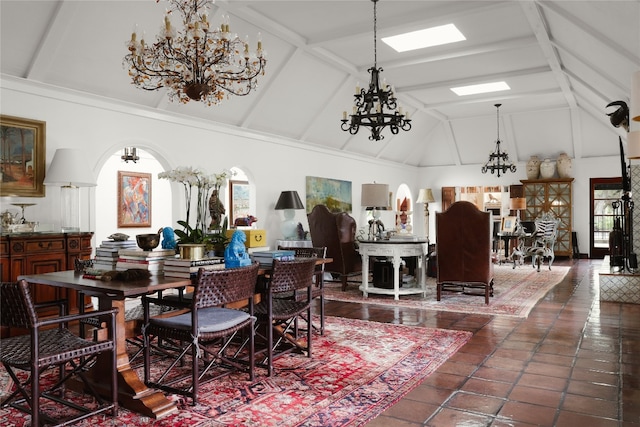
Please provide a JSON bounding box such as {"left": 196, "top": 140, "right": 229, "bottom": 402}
{"left": 254, "top": 257, "right": 317, "bottom": 376}
{"left": 277, "top": 245, "right": 327, "bottom": 335}
{"left": 142, "top": 262, "right": 260, "bottom": 405}
{"left": 0, "top": 280, "right": 118, "bottom": 427}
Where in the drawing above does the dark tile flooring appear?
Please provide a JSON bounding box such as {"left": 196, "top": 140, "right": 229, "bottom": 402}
{"left": 322, "top": 259, "right": 640, "bottom": 426}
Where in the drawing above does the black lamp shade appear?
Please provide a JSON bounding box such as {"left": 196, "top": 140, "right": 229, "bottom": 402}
{"left": 275, "top": 191, "right": 304, "bottom": 210}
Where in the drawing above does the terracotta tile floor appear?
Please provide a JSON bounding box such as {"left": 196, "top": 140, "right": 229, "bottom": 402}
{"left": 322, "top": 259, "right": 640, "bottom": 426}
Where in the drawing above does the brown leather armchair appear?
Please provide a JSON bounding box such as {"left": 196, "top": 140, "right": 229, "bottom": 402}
{"left": 436, "top": 201, "right": 494, "bottom": 304}
{"left": 307, "top": 204, "right": 362, "bottom": 291}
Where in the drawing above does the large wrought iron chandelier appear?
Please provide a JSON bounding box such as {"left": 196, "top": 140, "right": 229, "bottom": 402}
{"left": 481, "top": 103, "right": 516, "bottom": 177}
{"left": 123, "top": 0, "right": 266, "bottom": 106}
{"left": 340, "top": 0, "right": 411, "bottom": 141}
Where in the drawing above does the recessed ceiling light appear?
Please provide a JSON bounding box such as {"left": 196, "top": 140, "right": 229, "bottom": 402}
{"left": 382, "top": 24, "right": 465, "bottom": 52}
{"left": 450, "top": 82, "right": 511, "bottom": 96}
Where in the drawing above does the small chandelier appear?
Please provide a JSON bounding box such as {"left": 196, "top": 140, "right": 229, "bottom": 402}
{"left": 341, "top": 0, "right": 411, "bottom": 141}
{"left": 123, "top": 0, "right": 266, "bottom": 106}
{"left": 481, "top": 103, "right": 516, "bottom": 177}
{"left": 121, "top": 147, "right": 140, "bottom": 163}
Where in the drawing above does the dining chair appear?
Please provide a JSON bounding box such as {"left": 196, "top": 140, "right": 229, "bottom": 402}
{"left": 254, "top": 257, "right": 317, "bottom": 376}
{"left": 277, "top": 245, "right": 328, "bottom": 335}
{"left": 142, "top": 262, "right": 260, "bottom": 405}
{"left": 0, "top": 280, "right": 118, "bottom": 427}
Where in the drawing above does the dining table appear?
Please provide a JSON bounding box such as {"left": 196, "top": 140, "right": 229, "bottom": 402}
{"left": 17, "top": 257, "right": 333, "bottom": 419}
{"left": 17, "top": 270, "right": 192, "bottom": 419}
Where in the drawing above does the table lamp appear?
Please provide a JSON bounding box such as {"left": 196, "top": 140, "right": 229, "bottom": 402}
{"left": 416, "top": 188, "right": 435, "bottom": 240}
{"left": 361, "top": 183, "right": 389, "bottom": 240}
{"left": 275, "top": 190, "right": 304, "bottom": 240}
{"left": 43, "top": 148, "right": 97, "bottom": 232}
{"left": 509, "top": 197, "right": 527, "bottom": 233}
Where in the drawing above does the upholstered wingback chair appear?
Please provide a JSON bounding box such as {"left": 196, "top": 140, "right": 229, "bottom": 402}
{"left": 436, "top": 201, "right": 494, "bottom": 304}
{"left": 307, "top": 204, "right": 362, "bottom": 291}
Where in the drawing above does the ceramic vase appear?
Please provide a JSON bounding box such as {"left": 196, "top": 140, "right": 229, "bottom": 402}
{"left": 539, "top": 158, "right": 556, "bottom": 179}
{"left": 526, "top": 156, "right": 541, "bottom": 180}
{"left": 557, "top": 152, "right": 572, "bottom": 178}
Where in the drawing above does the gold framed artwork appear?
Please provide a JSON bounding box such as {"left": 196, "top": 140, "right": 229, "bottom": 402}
{"left": 305, "top": 176, "right": 352, "bottom": 213}
{"left": 117, "top": 171, "right": 151, "bottom": 228}
{"left": 0, "top": 115, "right": 46, "bottom": 197}
{"left": 501, "top": 216, "right": 517, "bottom": 233}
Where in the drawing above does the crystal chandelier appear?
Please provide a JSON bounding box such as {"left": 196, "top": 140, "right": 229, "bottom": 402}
{"left": 123, "top": 0, "right": 266, "bottom": 106}
{"left": 481, "top": 103, "right": 516, "bottom": 177}
{"left": 341, "top": 0, "right": 411, "bottom": 141}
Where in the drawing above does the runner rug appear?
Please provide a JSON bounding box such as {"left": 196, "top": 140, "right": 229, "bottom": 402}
{"left": 0, "top": 316, "right": 471, "bottom": 427}
{"left": 325, "top": 264, "right": 570, "bottom": 318}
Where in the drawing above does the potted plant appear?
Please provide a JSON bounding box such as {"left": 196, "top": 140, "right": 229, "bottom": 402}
{"left": 159, "top": 166, "right": 234, "bottom": 259}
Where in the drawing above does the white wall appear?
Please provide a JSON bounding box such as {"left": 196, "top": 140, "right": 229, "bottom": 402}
{"left": 1, "top": 78, "right": 622, "bottom": 255}
{"left": 418, "top": 156, "right": 621, "bottom": 255}
{"left": 1, "top": 79, "right": 418, "bottom": 250}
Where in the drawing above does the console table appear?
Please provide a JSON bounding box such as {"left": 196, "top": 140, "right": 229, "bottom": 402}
{"left": 358, "top": 239, "right": 428, "bottom": 300}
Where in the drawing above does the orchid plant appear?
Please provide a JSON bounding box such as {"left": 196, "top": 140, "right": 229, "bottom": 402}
{"left": 158, "top": 166, "right": 234, "bottom": 244}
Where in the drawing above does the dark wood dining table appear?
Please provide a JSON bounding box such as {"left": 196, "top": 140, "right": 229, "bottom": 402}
{"left": 17, "top": 258, "right": 332, "bottom": 419}
{"left": 17, "top": 270, "right": 191, "bottom": 419}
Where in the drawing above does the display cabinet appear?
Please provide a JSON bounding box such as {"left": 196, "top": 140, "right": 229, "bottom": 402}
{"left": 521, "top": 178, "right": 573, "bottom": 257}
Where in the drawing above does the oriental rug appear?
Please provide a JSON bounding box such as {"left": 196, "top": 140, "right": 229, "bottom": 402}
{"left": 324, "top": 264, "right": 570, "bottom": 318}
{"left": 0, "top": 316, "right": 471, "bottom": 427}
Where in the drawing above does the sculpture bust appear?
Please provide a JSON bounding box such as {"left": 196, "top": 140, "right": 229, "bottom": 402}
{"left": 224, "top": 230, "right": 251, "bottom": 268}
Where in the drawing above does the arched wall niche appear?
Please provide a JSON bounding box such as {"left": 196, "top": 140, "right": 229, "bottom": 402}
{"left": 394, "top": 183, "right": 414, "bottom": 235}
{"left": 94, "top": 143, "right": 173, "bottom": 248}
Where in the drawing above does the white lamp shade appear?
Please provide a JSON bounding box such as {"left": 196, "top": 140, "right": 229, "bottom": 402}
{"left": 361, "top": 183, "right": 389, "bottom": 208}
{"left": 628, "top": 131, "right": 640, "bottom": 159}
{"left": 632, "top": 70, "right": 640, "bottom": 122}
{"left": 416, "top": 188, "right": 435, "bottom": 203}
{"left": 44, "top": 148, "right": 97, "bottom": 187}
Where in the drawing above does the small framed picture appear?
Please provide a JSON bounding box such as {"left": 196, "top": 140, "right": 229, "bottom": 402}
{"left": 501, "top": 216, "right": 517, "bottom": 233}
{"left": 117, "top": 171, "right": 151, "bottom": 227}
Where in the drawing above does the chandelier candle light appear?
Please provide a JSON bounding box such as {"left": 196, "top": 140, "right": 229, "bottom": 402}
{"left": 341, "top": 0, "right": 411, "bottom": 141}
{"left": 124, "top": 0, "right": 266, "bottom": 106}
{"left": 481, "top": 103, "right": 516, "bottom": 177}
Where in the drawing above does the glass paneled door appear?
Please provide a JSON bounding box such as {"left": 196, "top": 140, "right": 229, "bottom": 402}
{"left": 590, "top": 177, "right": 623, "bottom": 259}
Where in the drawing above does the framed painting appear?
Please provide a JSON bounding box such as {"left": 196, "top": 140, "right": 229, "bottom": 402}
{"left": 229, "top": 180, "right": 250, "bottom": 224}
{"left": 117, "top": 171, "right": 151, "bottom": 227}
{"left": 501, "top": 216, "right": 517, "bottom": 233}
{"left": 0, "top": 115, "right": 46, "bottom": 197}
{"left": 305, "top": 176, "right": 352, "bottom": 213}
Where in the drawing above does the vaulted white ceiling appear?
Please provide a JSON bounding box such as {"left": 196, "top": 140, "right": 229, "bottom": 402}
{"left": 1, "top": 0, "right": 639, "bottom": 167}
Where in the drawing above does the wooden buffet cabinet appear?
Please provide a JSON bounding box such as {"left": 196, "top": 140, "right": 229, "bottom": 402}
{"left": 0, "top": 231, "right": 93, "bottom": 337}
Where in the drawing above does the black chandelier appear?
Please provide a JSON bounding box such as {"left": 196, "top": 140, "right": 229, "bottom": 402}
{"left": 340, "top": 0, "right": 411, "bottom": 141}
{"left": 481, "top": 103, "right": 516, "bottom": 177}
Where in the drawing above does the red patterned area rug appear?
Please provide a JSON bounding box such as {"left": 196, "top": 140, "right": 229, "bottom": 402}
{"left": 0, "top": 316, "right": 471, "bottom": 427}
{"left": 325, "top": 264, "right": 570, "bottom": 318}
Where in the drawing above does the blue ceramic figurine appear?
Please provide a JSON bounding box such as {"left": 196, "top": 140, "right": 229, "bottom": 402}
{"left": 161, "top": 227, "right": 177, "bottom": 249}
{"left": 225, "top": 230, "right": 251, "bottom": 268}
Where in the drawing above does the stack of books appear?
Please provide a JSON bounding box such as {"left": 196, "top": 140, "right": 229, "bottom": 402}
{"left": 251, "top": 249, "right": 296, "bottom": 265}
{"left": 163, "top": 257, "right": 225, "bottom": 279}
{"left": 115, "top": 247, "right": 177, "bottom": 275}
{"left": 93, "top": 239, "right": 138, "bottom": 270}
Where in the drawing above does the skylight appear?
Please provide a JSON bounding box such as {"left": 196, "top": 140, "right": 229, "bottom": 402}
{"left": 382, "top": 24, "right": 465, "bottom": 52}
{"left": 450, "top": 82, "right": 511, "bottom": 96}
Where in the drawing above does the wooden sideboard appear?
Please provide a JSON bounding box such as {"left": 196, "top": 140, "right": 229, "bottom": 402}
{"left": 1, "top": 231, "right": 93, "bottom": 336}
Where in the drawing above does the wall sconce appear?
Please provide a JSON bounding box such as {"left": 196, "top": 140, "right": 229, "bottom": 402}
{"left": 275, "top": 190, "right": 305, "bottom": 240}
{"left": 361, "top": 183, "right": 389, "bottom": 240}
{"left": 121, "top": 147, "right": 140, "bottom": 163}
{"left": 43, "top": 148, "right": 97, "bottom": 232}
{"left": 416, "top": 188, "right": 435, "bottom": 240}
